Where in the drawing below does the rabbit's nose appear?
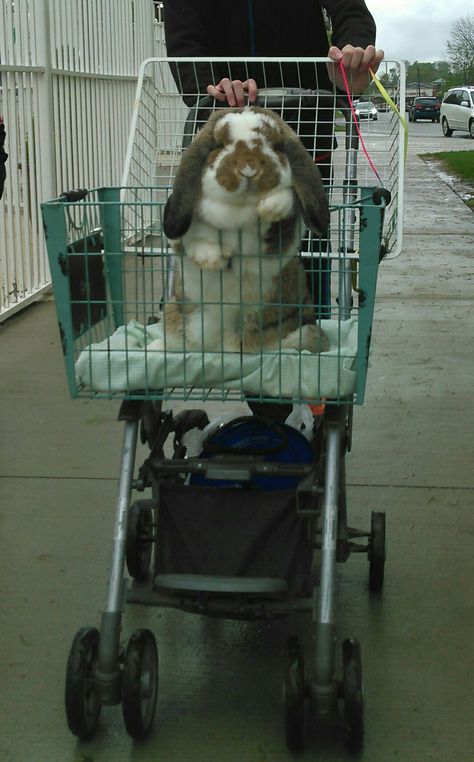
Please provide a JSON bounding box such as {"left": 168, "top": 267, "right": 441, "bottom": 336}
{"left": 239, "top": 164, "right": 258, "bottom": 178}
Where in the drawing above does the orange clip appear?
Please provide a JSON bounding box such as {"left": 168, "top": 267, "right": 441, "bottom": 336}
{"left": 308, "top": 403, "right": 325, "bottom": 417}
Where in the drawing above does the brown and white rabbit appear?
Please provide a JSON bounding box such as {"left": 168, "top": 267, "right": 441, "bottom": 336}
{"left": 151, "top": 106, "right": 330, "bottom": 354}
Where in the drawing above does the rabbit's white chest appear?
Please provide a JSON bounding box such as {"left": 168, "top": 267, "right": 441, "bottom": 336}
{"left": 199, "top": 196, "right": 261, "bottom": 231}
{"left": 181, "top": 214, "right": 272, "bottom": 271}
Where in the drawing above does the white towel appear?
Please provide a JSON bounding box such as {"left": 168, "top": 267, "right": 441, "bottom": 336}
{"left": 75, "top": 318, "right": 358, "bottom": 400}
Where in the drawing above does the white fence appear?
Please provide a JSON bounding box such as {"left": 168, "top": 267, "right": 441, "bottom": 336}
{"left": 0, "top": 0, "right": 157, "bottom": 321}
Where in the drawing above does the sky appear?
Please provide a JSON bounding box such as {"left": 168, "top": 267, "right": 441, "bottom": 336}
{"left": 367, "top": 1, "right": 468, "bottom": 63}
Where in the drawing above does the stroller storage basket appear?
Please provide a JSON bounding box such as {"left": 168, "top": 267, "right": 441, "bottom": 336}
{"left": 42, "top": 184, "right": 386, "bottom": 406}
{"left": 154, "top": 483, "right": 313, "bottom": 600}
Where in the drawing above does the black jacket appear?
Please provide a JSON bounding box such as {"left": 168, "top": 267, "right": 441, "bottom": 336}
{"left": 163, "top": 0, "right": 376, "bottom": 104}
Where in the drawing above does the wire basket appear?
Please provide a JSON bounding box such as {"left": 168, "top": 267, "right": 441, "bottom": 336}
{"left": 41, "top": 184, "right": 386, "bottom": 405}
{"left": 42, "top": 56, "right": 404, "bottom": 406}
{"left": 121, "top": 57, "right": 405, "bottom": 257}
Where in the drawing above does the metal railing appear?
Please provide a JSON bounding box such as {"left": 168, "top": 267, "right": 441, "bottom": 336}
{"left": 0, "top": 0, "right": 156, "bottom": 321}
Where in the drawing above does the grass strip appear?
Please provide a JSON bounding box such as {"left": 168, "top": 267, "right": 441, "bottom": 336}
{"left": 421, "top": 150, "right": 474, "bottom": 209}
{"left": 421, "top": 150, "right": 474, "bottom": 184}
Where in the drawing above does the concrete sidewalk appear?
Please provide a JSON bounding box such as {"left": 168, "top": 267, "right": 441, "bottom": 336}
{"left": 1, "top": 133, "right": 473, "bottom": 761}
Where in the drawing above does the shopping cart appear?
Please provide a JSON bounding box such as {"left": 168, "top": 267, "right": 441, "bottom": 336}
{"left": 41, "top": 57, "right": 405, "bottom": 752}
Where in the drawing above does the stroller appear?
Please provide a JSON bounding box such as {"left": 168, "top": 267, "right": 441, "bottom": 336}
{"left": 41, "top": 56, "right": 405, "bottom": 753}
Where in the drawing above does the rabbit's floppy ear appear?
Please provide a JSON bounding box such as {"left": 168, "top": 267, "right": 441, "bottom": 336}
{"left": 163, "top": 110, "right": 225, "bottom": 240}
{"left": 279, "top": 127, "right": 330, "bottom": 236}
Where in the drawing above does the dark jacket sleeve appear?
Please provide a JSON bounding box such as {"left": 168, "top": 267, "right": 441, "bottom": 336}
{"left": 162, "top": 0, "right": 215, "bottom": 104}
{"left": 322, "top": 0, "right": 376, "bottom": 49}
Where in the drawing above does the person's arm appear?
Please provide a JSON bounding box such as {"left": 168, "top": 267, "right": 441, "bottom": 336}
{"left": 322, "top": 0, "right": 384, "bottom": 93}
{"left": 162, "top": 0, "right": 256, "bottom": 107}
{"left": 163, "top": 0, "right": 217, "bottom": 104}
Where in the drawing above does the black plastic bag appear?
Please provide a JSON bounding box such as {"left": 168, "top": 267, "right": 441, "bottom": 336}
{"left": 0, "top": 119, "right": 8, "bottom": 200}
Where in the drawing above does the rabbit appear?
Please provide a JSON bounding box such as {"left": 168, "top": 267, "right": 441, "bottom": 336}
{"left": 150, "top": 106, "right": 330, "bottom": 354}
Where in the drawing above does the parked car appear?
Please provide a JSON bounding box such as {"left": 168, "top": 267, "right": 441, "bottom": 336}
{"left": 355, "top": 101, "right": 378, "bottom": 120}
{"left": 440, "top": 87, "right": 474, "bottom": 138}
{"left": 408, "top": 97, "right": 440, "bottom": 122}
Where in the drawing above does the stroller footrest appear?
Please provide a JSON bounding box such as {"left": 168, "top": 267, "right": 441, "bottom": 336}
{"left": 154, "top": 574, "right": 288, "bottom": 595}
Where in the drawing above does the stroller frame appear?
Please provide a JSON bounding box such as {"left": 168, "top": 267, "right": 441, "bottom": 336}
{"left": 94, "top": 390, "right": 378, "bottom": 748}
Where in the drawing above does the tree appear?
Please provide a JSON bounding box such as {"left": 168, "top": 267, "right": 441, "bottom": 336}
{"left": 446, "top": 15, "right": 474, "bottom": 85}
{"left": 405, "top": 61, "right": 451, "bottom": 85}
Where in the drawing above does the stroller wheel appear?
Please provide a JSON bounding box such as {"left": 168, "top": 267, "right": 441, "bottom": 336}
{"left": 342, "top": 638, "right": 364, "bottom": 752}
{"left": 368, "top": 511, "right": 386, "bottom": 593}
{"left": 122, "top": 628, "right": 158, "bottom": 740}
{"left": 126, "top": 500, "right": 154, "bottom": 580}
{"left": 284, "top": 636, "right": 305, "bottom": 752}
{"left": 65, "top": 627, "right": 101, "bottom": 740}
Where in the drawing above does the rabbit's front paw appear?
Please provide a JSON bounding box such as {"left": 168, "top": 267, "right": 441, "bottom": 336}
{"left": 257, "top": 187, "right": 294, "bottom": 222}
{"left": 189, "top": 242, "right": 231, "bottom": 270}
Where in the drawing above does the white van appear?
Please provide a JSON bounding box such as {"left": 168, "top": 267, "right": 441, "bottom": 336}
{"left": 440, "top": 87, "right": 474, "bottom": 138}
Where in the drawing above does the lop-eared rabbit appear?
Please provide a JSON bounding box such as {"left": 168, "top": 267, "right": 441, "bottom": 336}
{"left": 151, "top": 106, "right": 330, "bottom": 354}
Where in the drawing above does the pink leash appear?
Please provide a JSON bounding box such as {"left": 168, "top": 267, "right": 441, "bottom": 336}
{"left": 337, "top": 59, "right": 383, "bottom": 187}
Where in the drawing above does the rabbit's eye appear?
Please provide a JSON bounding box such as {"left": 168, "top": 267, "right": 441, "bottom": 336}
{"left": 214, "top": 122, "right": 231, "bottom": 147}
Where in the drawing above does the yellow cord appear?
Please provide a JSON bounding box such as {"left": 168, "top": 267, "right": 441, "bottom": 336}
{"left": 369, "top": 67, "right": 408, "bottom": 163}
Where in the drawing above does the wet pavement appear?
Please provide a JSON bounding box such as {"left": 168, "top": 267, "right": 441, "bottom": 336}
{"left": 1, "top": 130, "right": 474, "bottom": 761}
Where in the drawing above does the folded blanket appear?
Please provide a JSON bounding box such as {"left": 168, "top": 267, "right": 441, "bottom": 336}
{"left": 75, "top": 318, "right": 358, "bottom": 400}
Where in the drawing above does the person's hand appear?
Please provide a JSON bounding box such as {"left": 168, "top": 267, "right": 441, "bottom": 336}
{"left": 207, "top": 78, "right": 258, "bottom": 107}
{"left": 327, "top": 45, "right": 384, "bottom": 95}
